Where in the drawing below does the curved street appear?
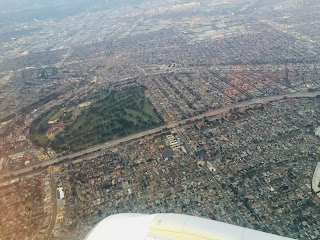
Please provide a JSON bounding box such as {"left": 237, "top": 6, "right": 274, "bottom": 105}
{"left": 0, "top": 90, "right": 318, "bottom": 181}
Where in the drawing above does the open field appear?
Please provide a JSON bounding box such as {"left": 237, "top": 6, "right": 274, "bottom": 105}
{"left": 50, "top": 87, "right": 163, "bottom": 152}
{"left": 30, "top": 108, "right": 60, "bottom": 147}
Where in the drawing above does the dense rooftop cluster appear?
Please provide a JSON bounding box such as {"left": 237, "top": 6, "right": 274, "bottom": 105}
{"left": 0, "top": 172, "right": 51, "bottom": 240}
{"left": 0, "top": 0, "right": 320, "bottom": 239}
{"left": 45, "top": 98, "right": 320, "bottom": 239}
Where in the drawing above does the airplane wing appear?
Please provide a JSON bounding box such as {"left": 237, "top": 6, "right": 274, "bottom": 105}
{"left": 84, "top": 213, "right": 295, "bottom": 240}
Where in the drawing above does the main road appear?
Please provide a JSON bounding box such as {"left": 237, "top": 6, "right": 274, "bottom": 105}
{"left": 0, "top": 90, "right": 318, "bottom": 181}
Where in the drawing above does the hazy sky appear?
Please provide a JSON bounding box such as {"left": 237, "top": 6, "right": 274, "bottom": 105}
{"left": 0, "top": 0, "right": 111, "bottom": 24}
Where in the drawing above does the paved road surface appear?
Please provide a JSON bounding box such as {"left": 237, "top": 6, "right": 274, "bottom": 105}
{"left": 0, "top": 90, "right": 318, "bottom": 180}
{"left": 43, "top": 169, "right": 58, "bottom": 240}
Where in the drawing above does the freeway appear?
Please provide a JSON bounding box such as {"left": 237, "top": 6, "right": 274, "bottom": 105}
{"left": 0, "top": 90, "right": 318, "bottom": 181}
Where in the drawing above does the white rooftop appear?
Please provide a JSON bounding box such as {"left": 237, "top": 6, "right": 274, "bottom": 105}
{"left": 312, "top": 162, "right": 320, "bottom": 193}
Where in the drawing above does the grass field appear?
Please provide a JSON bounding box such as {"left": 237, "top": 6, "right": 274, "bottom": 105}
{"left": 49, "top": 107, "right": 66, "bottom": 123}
{"left": 30, "top": 108, "right": 60, "bottom": 147}
{"left": 49, "top": 87, "right": 163, "bottom": 152}
{"left": 155, "top": 140, "right": 166, "bottom": 147}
